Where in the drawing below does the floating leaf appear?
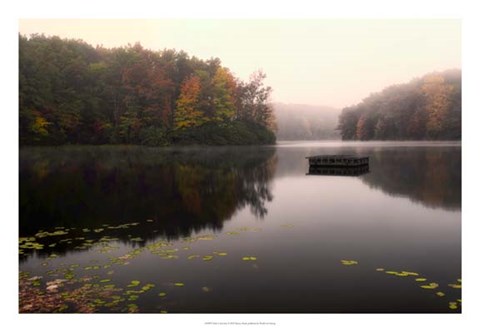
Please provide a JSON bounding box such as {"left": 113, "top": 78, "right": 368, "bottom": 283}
{"left": 448, "top": 283, "right": 461, "bottom": 289}
{"left": 198, "top": 235, "right": 214, "bottom": 241}
{"left": 449, "top": 302, "right": 458, "bottom": 310}
{"left": 227, "top": 232, "right": 239, "bottom": 235}
{"left": 401, "top": 271, "right": 419, "bottom": 276}
{"left": 217, "top": 252, "right": 228, "bottom": 256}
{"left": 420, "top": 283, "right": 439, "bottom": 289}
{"left": 99, "top": 279, "right": 111, "bottom": 283}
{"left": 130, "top": 237, "right": 143, "bottom": 242}
{"left": 19, "top": 237, "right": 36, "bottom": 243}
{"left": 146, "top": 219, "right": 154, "bottom": 223}
{"left": 128, "top": 295, "right": 139, "bottom": 301}
{"left": 141, "top": 283, "right": 155, "bottom": 292}
{"left": 174, "top": 282, "right": 184, "bottom": 287}
{"left": 128, "top": 280, "right": 141, "bottom": 287}
{"left": 127, "top": 303, "right": 139, "bottom": 312}
{"left": 415, "top": 278, "right": 427, "bottom": 282}
{"left": 203, "top": 255, "right": 214, "bottom": 261}
{"left": 187, "top": 255, "right": 200, "bottom": 260}
{"left": 202, "top": 286, "right": 211, "bottom": 292}
{"left": 376, "top": 268, "right": 385, "bottom": 272}
{"left": 395, "top": 272, "right": 410, "bottom": 277}
{"left": 242, "top": 256, "right": 257, "bottom": 261}
{"left": 436, "top": 292, "right": 445, "bottom": 297}
{"left": 341, "top": 260, "right": 358, "bottom": 266}
{"left": 158, "top": 292, "right": 167, "bottom": 297}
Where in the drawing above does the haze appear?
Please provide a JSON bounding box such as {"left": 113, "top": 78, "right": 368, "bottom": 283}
{"left": 19, "top": 19, "right": 460, "bottom": 108}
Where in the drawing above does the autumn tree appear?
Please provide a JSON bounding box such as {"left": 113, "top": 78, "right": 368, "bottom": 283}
{"left": 174, "top": 75, "right": 206, "bottom": 129}
{"left": 19, "top": 34, "right": 277, "bottom": 146}
{"left": 212, "top": 67, "right": 236, "bottom": 123}
{"left": 336, "top": 69, "right": 461, "bottom": 141}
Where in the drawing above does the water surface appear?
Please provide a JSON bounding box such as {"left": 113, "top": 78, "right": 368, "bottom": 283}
{"left": 19, "top": 142, "right": 461, "bottom": 313}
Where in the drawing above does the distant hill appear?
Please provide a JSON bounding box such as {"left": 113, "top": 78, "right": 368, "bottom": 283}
{"left": 337, "top": 69, "right": 461, "bottom": 140}
{"left": 273, "top": 103, "right": 341, "bottom": 140}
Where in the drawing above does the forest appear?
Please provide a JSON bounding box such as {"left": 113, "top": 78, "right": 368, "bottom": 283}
{"left": 337, "top": 69, "right": 461, "bottom": 140}
{"left": 19, "top": 34, "right": 276, "bottom": 146}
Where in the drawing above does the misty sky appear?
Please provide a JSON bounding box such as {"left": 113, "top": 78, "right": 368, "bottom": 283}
{"left": 19, "top": 19, "right": 460, "bottom": 108}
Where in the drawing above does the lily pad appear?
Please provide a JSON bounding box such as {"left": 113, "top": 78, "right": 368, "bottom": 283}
{"left": 448, "top": 283, "right": 461, "bottom": 289}
{"left": 341, "top": 260, "right": 358, "bottom": 266}
{"left": 174, "top": 282, "right": 184, "bottom": 287}
{"left": 436, "top": 292, "right": 445, "bottom": 297}
{"left": 187, "top": 255, "right": 200, "bottom": 260}
{"left": 198, "top": 235, "right": 214, "bottom": 241}
{"left": 376, "top": 268, "right": 385, "bottom": 272}
{"left": 420, "top": 283, "right": 439, "bottom": 289}
{"left": 158, "top": 292, "right": 167, "bottom": 297}
{"left": 449, "top": 302, "right": 458, "bottom": 310}
{"left": 127, "top": 303, "right": 138, "bottom": 312}
{"left": 141, "top": 283, "right": 155, "bottom": 292}
{"left": 415, "top": 278, "right": 427, "bottom": 282}
{"left": 203, "top": 255, "right": 214, "bottom": 261}
{"left": 242, "top": 256, "right": 257, "bottom": 261}
{"left": 128, "top": 280, "right": 141, "bottom": 287}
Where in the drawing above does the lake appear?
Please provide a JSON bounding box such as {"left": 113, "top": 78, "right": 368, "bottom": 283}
{"left": 19, "top": 141, "right": 461, "bottom": 313}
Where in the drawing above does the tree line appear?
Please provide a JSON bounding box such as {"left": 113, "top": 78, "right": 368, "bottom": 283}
{"left": 337, "top": 69, "right": 461, "bottom": 140}
{"left": 19, "top": 34, "right": 276, "bottom": 146}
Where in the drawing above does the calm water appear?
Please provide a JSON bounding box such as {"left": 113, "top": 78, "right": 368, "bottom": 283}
{"left": 19, "top": 142, "right": 461, "bottom": 313}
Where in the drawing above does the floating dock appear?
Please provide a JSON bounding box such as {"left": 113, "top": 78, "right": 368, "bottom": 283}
{"left": 306, "top": 155, "right": 369, "bottom": 176}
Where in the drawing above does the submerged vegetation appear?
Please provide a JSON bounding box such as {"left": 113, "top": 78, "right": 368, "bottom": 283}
{"left": 19, "top": 34, "right": 276, "bottom": 146}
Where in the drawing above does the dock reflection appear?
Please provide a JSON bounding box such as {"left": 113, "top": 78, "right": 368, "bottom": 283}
{"left": 307, "top": 165, "right": 369, "bottom": 176}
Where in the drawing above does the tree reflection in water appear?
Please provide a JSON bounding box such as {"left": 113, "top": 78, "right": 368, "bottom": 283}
{"left": 361, "top": 147, "right": 460, "bottom": 211}
{"left": 19, "top": 146, "right": 277, "bottom": 254}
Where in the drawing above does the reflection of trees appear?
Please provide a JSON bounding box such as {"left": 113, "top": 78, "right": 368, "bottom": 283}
{"left": 19, "top": 146, "right": 277, "bottom": 245}
{"left": 361, "top": 147, "right": 460, "bottom": 210}
{"left": 272, "top": 144, "right": 460, "bottom": 210}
